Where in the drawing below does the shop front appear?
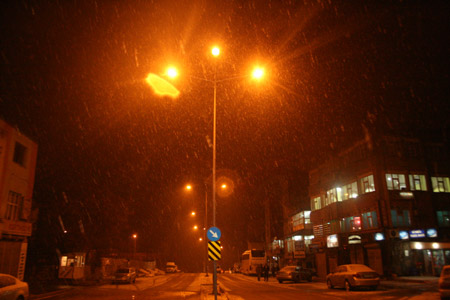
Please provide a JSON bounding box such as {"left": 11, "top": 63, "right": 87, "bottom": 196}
{"left": 388, "top": 228, "right": 449, "bottom": 276}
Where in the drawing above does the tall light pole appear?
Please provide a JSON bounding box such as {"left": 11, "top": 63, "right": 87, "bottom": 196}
{"left": 185, "top": 183, "right": 209, "bottom": 276}
{"left": 155, "top": 46, "right": 265, "bottom": 300}
{"left": 211, "top": 46, "right": 219, "bottom": 299}
{"left": 132, "top": 234, "right": 137, "bottom": 259}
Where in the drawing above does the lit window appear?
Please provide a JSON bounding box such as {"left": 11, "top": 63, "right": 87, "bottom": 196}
{"left": 431, "top": 177, "right": 450, "bottom": 193}
{"left": 342, "top": 181, "right": 358, "bottom": 200}
{"left": 360, "top": 174, "right": 375, "bottom": 193}
{"left": 340, "top": 216, "right": 362, "bottom": 232}
{"left": 311, "top": 196, "right": 322, "bottom": 211}
{"left": 409, "top": 174, "right": 427, "bottom": 191}
{"left": 326, "top": 189, "right": 337, "bottom": 205}
{"left": 386, "top": 173, "right": 406, "bottom": 190}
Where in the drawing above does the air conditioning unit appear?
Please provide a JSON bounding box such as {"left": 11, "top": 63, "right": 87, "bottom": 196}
{"left": 389, "top": 229, "right": 400, "bottom": 239}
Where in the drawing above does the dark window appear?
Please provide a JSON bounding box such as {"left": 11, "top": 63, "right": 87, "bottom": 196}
{"left": 251, "top": 250, "right": 265, "bottom": 257}
{"left": 13, "top": 142, "right": 27, "bottom": 166}
{"left": 437, "top": 211, "right": 450, "bottom": 227}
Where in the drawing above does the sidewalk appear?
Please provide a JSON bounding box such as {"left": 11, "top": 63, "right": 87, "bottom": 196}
{"left": 380, "top": 275, "right": 439, "bottom": 289}
{"left": 200, "top": 273, "right": 228, "bottom": 300}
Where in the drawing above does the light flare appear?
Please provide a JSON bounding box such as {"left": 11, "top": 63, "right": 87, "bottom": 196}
{"left": 145, "top": 73, "right": 180, "bottom": 98}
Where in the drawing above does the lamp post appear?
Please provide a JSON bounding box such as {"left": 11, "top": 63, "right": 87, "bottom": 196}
{"left": 132, "top": 233, "right": 137, "bottom": 259}
{"left": 185, "top": 183, "right": 209, "bottom": 276}
{"left": 159, "top": 46, "right": 265, "bottom": 300}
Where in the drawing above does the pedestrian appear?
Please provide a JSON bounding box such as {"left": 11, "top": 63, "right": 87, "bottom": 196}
{"left": 256, "top": 264, "right": 262, "bottom": 281}
{"left": 263, "top": 264, "right": 269, "bottom": 281}
{"left": 271, "top": 265, "right": 276, "bottom": 278}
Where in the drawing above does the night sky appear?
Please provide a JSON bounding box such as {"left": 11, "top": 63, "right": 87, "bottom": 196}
{"left": 1, "top": 1, "right": 449, "bottom": 271}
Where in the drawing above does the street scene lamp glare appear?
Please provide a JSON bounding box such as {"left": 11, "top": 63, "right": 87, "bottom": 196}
{"left": 211, "top": 46, "right": 220, "bottom": 57}
{"left": 132, "top": 234, "right": 137, "bottom": 239}
{"left": 252, "top": 67, "right": 264, "bottom": 80}
{"left": 193, "top": 225, "right": 198, "bottom": 230}
{"left": 166, "top": 66, "right": 178, "bottom": 78}
{"left": 191, "top": 211, "right": 196, "bottom": 216}
{"left": 221, "top": 184, "right": 227, "bottom": 189}
{"left": 186, "top": 184, "right": 192, "bottom": 190}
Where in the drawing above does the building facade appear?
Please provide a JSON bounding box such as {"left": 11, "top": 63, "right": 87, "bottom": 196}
{"left": 309, "top": 135, "right": 450, "bottom": 279}
{"left": 281, "top": 210, "right": 314, "bottom": 268}
{"left": 0, "top": 119, "right": 37, "bottom": 279}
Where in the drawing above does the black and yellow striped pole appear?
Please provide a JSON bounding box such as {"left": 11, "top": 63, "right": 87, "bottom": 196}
{"left": 208, "top": 241, "right": 221, "bottom": 261}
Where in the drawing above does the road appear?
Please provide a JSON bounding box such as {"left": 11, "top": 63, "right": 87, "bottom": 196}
{"left": 30, "top": 273, "right": 440, "bottom": 300}
{"left": 220, "top": 273, "right": 439, "bottom": 300}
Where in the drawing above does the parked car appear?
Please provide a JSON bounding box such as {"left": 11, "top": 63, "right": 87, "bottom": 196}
{"left": 113, "top": 268, "right": 137, "bottom": 284}
{"left": 0, "top": 273, "right": 29, "bottom": 300}
{"left": 439, "top": 265, "right": 450, "bottom": 299}
{"left": 276, "top": 266, "right": 313, "bottom": 283}
{"left": 165, "top": 262, "right": 178, "bottom": 273}
{"left": 326, "top": 264, "right": 379, "bottom": 291}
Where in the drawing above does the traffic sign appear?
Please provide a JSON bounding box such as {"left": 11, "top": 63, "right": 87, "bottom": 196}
{"left": 207, "top": 226, "right": 221, "bottom": 241}
{"left": 208, "top": 241, "right": 221, "bottom": 261}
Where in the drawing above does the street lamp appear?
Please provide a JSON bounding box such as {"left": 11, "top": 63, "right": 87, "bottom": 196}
{"left": 166, "top": 66, "right": 179, "bottom": 78}
{"left": 209, "top": 46, "right": 264, "bottom": 299}
{"left": 164, "top": 46, "right": 265, "bottom": 300}
{"left": 185, "top": 183, "right": 209, "bottom": 276}
{"left": 252, "top": 67, "right": 265, "bottom": 80}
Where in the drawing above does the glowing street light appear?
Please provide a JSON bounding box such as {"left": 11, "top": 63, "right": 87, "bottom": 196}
{"left": 132, "top": 233, "right": 137, "bottom": 258}
{"left": 252, "top": 67, "right": 265, "bottom": 80}
{"left": 211, "top": 46, "right": 220, "bottom": 57}
{"left": 166, "top": 66, "right": 179, "bottom": 78}
{"left": 185, "top": 182, "right": 209, "bottom": 276}
{"left": 193, "top": 225, "right": 198, "bottom": 230}
{"left": 191, "top": 211, "right": 196, "bottom": 217}
{"left": 160, "top": 46, "right": 265, "bottom": 299}
{"left": 145, "top": 73, "right": 180, "bottom": 98}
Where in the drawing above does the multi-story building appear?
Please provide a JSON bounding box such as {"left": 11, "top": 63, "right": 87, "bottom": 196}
{"left": 0, "top": 119, "right": 38, "bottom": 279}
{"left": 282, "top": 209, "right": 314, "bottom": 268}
{"left": 309, "top": 134, "right": 450, "bottom": 279}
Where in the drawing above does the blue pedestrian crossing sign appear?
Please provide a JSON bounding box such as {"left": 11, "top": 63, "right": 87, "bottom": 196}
{"left": 207, "top": 227, "right": 221, "bottom": 241}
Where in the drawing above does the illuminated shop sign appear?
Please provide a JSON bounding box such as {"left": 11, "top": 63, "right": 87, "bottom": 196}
{"left": 399, "top": 231, "right": 409, "bottom": 240}
{"left": 348, "top": 235, "right": 362, "bottom": 244}
{"left": 409, "top": 229, "right": 426, "bottom": 239}
{"left": 327, "top": 234, "right": 339, "bottom": 248}
{"left": 399, "top": 191, "right": 414, "bottom": 199}
{"left": 374, "top": 233, "right": 385, "bottom": 241}
{"left": 427, "top": 228, "right": 438, "bottom": 238}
